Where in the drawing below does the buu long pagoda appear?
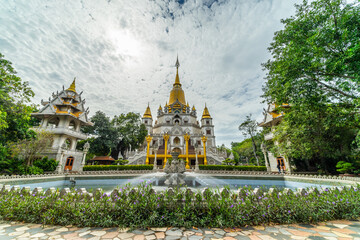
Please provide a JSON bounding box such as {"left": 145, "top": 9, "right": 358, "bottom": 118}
{"left": 127, "top": 58, "right": 226, "bottom": 168}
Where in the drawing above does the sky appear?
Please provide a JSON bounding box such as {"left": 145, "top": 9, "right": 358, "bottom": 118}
{"left": 0, "top": 0, "right": 302, "bottom": 147}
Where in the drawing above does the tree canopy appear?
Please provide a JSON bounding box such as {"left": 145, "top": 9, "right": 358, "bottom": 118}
{"left": 0, "top": 53, "right": 35, "bottom": 165}
{"left": 82, "top": 111, "right": 147, "bottom": 160}
{"left": 262, "top": 0, "right": 360, "bottom": 173}
{"left": 263, "top": 0, "right": 360, "bottom": 106}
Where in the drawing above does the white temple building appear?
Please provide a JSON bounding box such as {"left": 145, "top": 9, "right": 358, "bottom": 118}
{"left": 31, "top": 79, "right": 92, "bottom": 172}
{"left": 127, "top": 58, "right": 226, "bottom": 168}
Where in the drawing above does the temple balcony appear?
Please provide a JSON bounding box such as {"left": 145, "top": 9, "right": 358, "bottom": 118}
{"left": 32, "top": 126, "right": 88, "bottom": 140}
{"left": 264, "top": 132, "right": 274, "bottom": 141}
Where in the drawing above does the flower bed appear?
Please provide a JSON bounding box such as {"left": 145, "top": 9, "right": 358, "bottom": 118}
{"left": 83, "top": 165, "right": 153, "bottom": 171}
{"left": 199, "top": 165, "right": 267, "bottom": 171}
{"left": 0, "top": 183, "right": 359, "bottom": 228}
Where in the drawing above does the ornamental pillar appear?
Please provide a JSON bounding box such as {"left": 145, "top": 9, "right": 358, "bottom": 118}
{"left": 201, "top": 135, "right": 208, "bottom": 165}
{"left": 184, "top": 133, "right": 190, "bottom": 169}
{"left": 145, "top": 135, "right": 153, "bottom": 165}
{"left": 163, "top": 133, "right": 170, "bottom": 166}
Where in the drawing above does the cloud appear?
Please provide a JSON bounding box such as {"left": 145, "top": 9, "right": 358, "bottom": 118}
{"left": 0, "top": 0, "right": 301, "bottom": 147}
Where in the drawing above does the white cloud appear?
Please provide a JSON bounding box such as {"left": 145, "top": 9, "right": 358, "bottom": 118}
{"left": 0, "top": 0, "right": 301, "bottom": 147}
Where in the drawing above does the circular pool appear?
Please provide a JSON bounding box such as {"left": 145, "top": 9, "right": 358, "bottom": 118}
{"left": 1, "top": 172, "right": 357, "bottom": 192}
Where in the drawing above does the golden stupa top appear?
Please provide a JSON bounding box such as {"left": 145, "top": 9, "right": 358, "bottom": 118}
{"left": 169, "top": 57, "right": 186, "bottom": 105}
{"left": 143, "top": 104, "right": 152, "bottom": 118}
{"left": 67, "top": 78, "right": 76, "bottom": 92}
{"left": 202, "top": 104, "right": 211, "bottom": 119}
{"left": 158, "top": 105, "right": 162, "bottom": 111}
{"left": 192, "top": 105, "right": 196, "bottom": 111}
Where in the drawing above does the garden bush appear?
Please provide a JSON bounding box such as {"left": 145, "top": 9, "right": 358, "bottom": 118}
{"left": 33, "top": 157, "right": 58, "bottom": 172}
{"left": 0, "top": 184, "right": 359, "bottom": 228}
{"left": 199, "top": 165, "right": 267, "bottom": 171}
{"left": 83, "top": 165, "right": 153, "bottom": 171}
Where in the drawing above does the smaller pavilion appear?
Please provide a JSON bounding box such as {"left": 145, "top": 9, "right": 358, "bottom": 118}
{"left": 32, "top": 79, "right": 93, "bottom": 172}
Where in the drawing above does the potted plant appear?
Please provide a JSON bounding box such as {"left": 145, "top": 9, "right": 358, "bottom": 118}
{"left": 336, "top": 161, "right": 355, "bottom": 177}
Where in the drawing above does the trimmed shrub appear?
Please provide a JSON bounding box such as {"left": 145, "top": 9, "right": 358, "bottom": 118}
{"left": 83, "top": 165, "right": 153, "bottom": 171}
{"left": 199, "top": 165, "right": 267, "bottom": 171}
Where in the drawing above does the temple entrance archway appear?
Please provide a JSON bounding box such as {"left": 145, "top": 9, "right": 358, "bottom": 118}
{"left": 172, "top": 148, "right": 181, "bottom": 154}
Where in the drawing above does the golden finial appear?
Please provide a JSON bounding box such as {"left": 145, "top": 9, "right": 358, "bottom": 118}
{"left": 143, "top": 103, "right": 152, "bottom": 118}
{"left": 165, "top": 102, "right": 168, "bottom": 107}
{"left": 202, "top": 103, "right": 211, "bottom": 119}
{"left": 159, "top": 105, "right": 162, "bottom": 110}
{"left": 192, "top": 105, "right": 196, "bottom": 111}
{"left": 186, "top": 102, "right": 189, "bottom": 107}
{"left": 67, "top": 77, "right": 76, "bottom": 92}
{"left": 174, "top": 56, "right": 181, "bottom": 86}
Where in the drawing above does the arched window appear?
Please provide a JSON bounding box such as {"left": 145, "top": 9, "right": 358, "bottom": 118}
{"left": 173, "top": 137, "right": 180, "bottom": 145}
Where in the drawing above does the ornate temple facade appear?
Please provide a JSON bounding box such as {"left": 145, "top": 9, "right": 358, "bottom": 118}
{"left": 127, "top": 58, "right": 226, "bottom": 168}
{"left": 259, "top": 104, "right": 291, "bottom": 173}
{"left": 32, "top": 79, "right": 92, "bottom": 172}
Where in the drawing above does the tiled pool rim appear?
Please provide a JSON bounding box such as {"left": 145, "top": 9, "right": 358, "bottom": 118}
{"left": 0, "top": 170, "right": 359, "bottom": 190}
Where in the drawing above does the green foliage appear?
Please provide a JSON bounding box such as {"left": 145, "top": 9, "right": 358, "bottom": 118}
{"left": 336, "top": 161, "right": 355, "bottom": 174}
{"left": 0, "top": 183, "right": 359, "bottom": 228}
{"left": 238, "top": 115, "right": 261, "bottom": 165}
{"left": 33, "top": 157, "right": 58, "bottom": 172}
{"left": 199, "top": 165, "right": 267, "bottom": 171}
{"left": 231, "top": 133, "right": 265, "bottom": 166}
{"left": 271, "top": 103, "right": 356, "bottom": 173}
{"left": 82, "top": 111, "right": 147, "bottom": 160}
{"left": 83, "top": 165, "right": 153, "bottom": 171}
{"left": 263, "top": 0, "right": 360, "bottom": 106}
{"left": 0, "top": 53, "right": 35, "bottom": 169}
{"left": 222, "top": 158, "right": 236, "bottom": 165}
{"left": 262, "top": 0, "right": 360, "bottom": 173}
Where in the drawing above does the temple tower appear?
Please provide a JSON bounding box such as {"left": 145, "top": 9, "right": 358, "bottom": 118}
{"left": 32, "top": 79, "right": 93, "bottom": 172}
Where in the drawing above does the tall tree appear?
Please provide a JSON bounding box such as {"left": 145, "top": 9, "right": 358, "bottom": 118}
{"left": 0, "top": 53, "right": 35, "bottom": 164}
{"left": 263, "top": 0, "right": 360, "bottom": 106}
{"left": 112, "top": 112, "right": 147, "bottom": 160}
{"left": 262, "top": 0, "right": 360, "bottom": 172}
{"left": 10, "top": 130, "right": 54, "bottom": 166}
{"left": 82, "top": 111, "right": 118, "bottom": 156}
{"left": 238, "top": 115, "right": 260, "bottom": 166}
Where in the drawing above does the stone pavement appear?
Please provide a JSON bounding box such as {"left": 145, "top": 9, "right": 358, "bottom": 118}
{"left": 0, "top": 220, "right": 359, "bottom": 240}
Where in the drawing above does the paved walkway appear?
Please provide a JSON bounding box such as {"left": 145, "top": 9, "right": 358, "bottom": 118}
{"left": 0, "top": 220, "right": 359, "bottom": 240}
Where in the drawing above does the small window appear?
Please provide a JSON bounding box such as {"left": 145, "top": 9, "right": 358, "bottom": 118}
{"left": 197, "top": 140, "right": 201, "bottom": 145}
{"left": 184, "top": 120, "right": 188, "bottom": 124}
{"left": 166, "top": 120, "right": 170, "bottom": 124}
{"left": 206, "top": 130, "right": 211, "bottom": 135}
{"left": 145, "top": 120, "right": 148, "bottom": 124}
{"left": 206, "top": 120, "right": 210, "bottom": 124}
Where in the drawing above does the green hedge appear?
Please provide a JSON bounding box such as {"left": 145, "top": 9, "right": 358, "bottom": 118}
{"left": 83, "top": 165, "right": 153, "bottom": 171}
{"left": 1, "top": 183, "right": 359, "bottom": 228}
{"left": 199, "top": 165, "right": 267, "bottom": 171}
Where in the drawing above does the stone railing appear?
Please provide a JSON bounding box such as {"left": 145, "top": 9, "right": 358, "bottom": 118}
{"left": 0, "top": 173, "right": 63, "bottom": 180}
{"left": 199, "top": 170, "right": 360, "bottom": 181}
{"left": 0, "top": 183, "right": 357, "bottom": 202}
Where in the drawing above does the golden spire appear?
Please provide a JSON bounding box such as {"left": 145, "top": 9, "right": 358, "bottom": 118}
{"left": 158, "top": 105, "right": 162, "bottom": 110}
{"left": 165, "top": 102, "right": 168, "bottom": 107}
{"left": 174, "top": 56, "right": 181, "bottom": 87}
{"left": 143, "top": 103, "right": 152, "bottom": 118}
{"left": 169, "top": 56, "right": 186, "bottom": 105}
{"left": 192, "top": 105, "right": 196, "bottom": 111}
{"left": 186, "top": 102, "right": 189, "bottom": 107}
{"left": 202, "top": 103, "right": 211, "bottom": 119}
{"left": 67, "top": 77, "right": 76, "bottom": 92}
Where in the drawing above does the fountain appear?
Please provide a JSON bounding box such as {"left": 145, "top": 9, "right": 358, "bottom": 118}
{"left": 164, "top": 152, "right": 186, "bottom": 186}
